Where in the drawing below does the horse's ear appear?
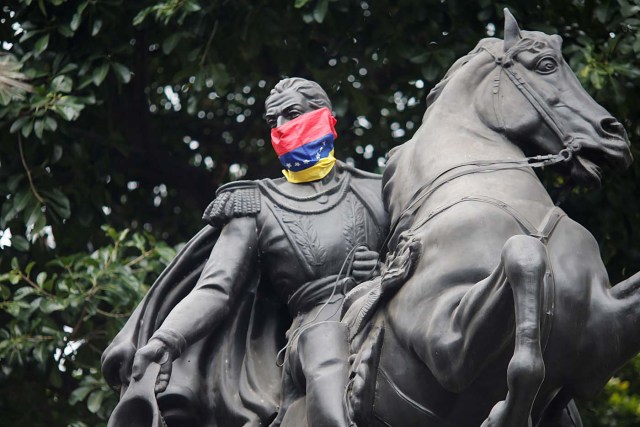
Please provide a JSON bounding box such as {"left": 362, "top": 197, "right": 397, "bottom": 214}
{"left": 503, "top": 8, "right": 522, "bottom": 52}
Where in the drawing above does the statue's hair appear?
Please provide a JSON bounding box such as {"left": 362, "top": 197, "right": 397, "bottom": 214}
{"left": 265, "top": 77, "right": 332, "bottom": 110}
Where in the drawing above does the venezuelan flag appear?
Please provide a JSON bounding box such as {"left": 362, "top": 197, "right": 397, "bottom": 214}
{"left": 271, "top": 107, "right": 338, "bottom": 183}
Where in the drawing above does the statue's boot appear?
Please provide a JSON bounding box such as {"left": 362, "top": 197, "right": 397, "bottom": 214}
{"left": 298, "top": 321, "right": 351, "bottom": 427}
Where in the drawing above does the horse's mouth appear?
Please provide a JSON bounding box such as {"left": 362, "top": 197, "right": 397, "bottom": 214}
{"left": 572, "top": 154, "right": 602, "bottom": 186}
{"left": 570, "top": 137, "right": 633, "bottom": 186}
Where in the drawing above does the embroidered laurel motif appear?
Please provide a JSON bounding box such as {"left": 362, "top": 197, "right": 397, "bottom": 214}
{"left": 277, "top": 207, "right": 327, "bottom": 266}
{"left": 342, "top": 193, "right": 367, "bottom": 255}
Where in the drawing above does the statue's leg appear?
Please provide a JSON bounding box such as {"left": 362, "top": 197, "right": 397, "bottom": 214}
{"left": 270, "top": 342, "right": 303, "bottom": 427}
{"left": 569, "top": 270, "right": 640, "bottom": 398}
{"left": 481, "top": 235, "right": 548, "bottom": 427}
{"left": 541, "top": 216, "right": 640, "bottom": 399}
{"left": 537, "top": 392, "right": 583, "bottom": 427}
{"left": 297, "top": 321, "right": 351, "bottom": 427}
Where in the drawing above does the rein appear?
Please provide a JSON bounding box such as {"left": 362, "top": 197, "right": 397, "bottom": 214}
{"left": 382, "top": 149, "right": 572, "bottom": 254}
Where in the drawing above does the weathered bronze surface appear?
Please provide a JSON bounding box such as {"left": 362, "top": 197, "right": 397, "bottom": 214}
{"left": 103, "top": 10, "right": 640, "bottom": 427}
{"left": 103, "top": 78, "right": 387, "bottom": 427}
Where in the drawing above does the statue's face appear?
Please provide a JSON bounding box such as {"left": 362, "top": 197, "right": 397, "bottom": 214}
{"left": 265, "top": 89, "right": 315, "bottom": 129}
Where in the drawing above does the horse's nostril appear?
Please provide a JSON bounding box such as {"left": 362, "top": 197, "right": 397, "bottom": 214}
{"left": 600, "top": 117, "right": 626, "bottom": 138}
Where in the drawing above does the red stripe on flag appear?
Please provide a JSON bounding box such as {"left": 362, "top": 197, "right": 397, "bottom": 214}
{"left": 270, "top": 107, "right": 337, "bottom": 157}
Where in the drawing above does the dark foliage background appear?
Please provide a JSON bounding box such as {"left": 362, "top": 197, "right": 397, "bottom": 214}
{"left": 1, "top": 0, "right": 639, "bottom": 425}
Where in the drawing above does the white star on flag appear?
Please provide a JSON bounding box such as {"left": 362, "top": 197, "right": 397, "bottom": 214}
{"left": 286, "top": 163, "right": 292, "bottom": 168}
{"left": 303, "top": 159, "right": 310, "bottom": 164}
{"left": 294, "top": 162, "right": 301, "bottom": 167}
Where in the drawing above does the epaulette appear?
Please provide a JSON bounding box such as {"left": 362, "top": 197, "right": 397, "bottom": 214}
{"left": 202, "top": 180, "right": 261, "bottom": 227}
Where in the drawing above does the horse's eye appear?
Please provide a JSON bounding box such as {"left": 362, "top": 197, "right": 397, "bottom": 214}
{"left": 535, "top": 57, "right": 558, "bottom": 74}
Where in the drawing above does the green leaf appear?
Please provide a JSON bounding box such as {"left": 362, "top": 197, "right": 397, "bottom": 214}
{"left": 183, "top": 1, "right": 202, "bottom": 12}
{"left": 58, "top": 63, "right": 78, "bottom": 74}
{"left": 40, "top": 298, "right": 66, "bottom": 313}
{"left": 34, "top": 119, "right": 45, "bottom": 139}
{"left": 13, "top": 189, "right": 33, "bottom": 213}
{"left": 87, "top": 390, "right": 104, "bottom": 413}
{"left": 10, "top": 117, "right": 29, "bottom": 134}
{"left": 313, "top": 0, "right": 328, "bottom": 23}
{"left": 294, "top": 0, "right": 310, "bottom": 8}
{"left": 34, "top": 33, "right": 50, "bottom": 56}
{"left": 33, "top": 344, "right": 48, "bottom": 364}
{"left": 36, "top": 272, "right": 47, "bottom": 287}
{"left": 14, "top": 287, "right": 35, "bottom": 300}
{"left": 70, "top": 12, "right": 82, "bottom": 31}
{"left": 52, "top": 75, "right": 73, "bottom": 93}
{"left": 12, "top": 235, "right": 29, "bottom": 252}
{"left": 162, "top": 33, "right": 181, "bottom": 54}
{"left": 69, "top": 386, "right": 93, "bottom": 405}
{"left": 25, "top": 261, "right": 36, "bottom": 276}
{"left": 132, "top": 8, "right": 150, "bottom": 26}
{"left": 41, "top": 188, "right": 71, "bottom": 219}
{"left": 44, "top": 116, "right": 58, "bottom": 132}
{"left": 21, "top": 118, "right": 34, "bottom": 138}
{"left": 92, "top": 19, "right": 103, "bottom": 36}
{"left": 57, "top": 25, "right": 74, "bottom": 38}
{"left": 92, "top": 62, "right": 109, "bottom": 86}
{"left": 155, "top": 246, "right": 176, "bottom": 263}
{"left": 111, "top": 63, "right": 131, "bottom": 84}
{"left": 7, "top": 175, "right": 24, "bottom": 192}
{"left": 38, "top": 0, "right": 47, "bottom": 16}
{"left": 51, "top": 97, "right": 84, "bottom": 121}
{"left": 24, "top": 201, "right": 43, "bottom": 229}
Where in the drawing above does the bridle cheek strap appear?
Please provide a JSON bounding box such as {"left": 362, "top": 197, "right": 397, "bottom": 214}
{"left": 483, "top": 46, "right": 579, "bottom": 157}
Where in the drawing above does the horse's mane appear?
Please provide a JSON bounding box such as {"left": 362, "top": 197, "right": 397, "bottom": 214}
{"left": 426, "top": 33, "right": 556, "bottom": 108}
{"left": 426, "top": 38, "right": 502, "bottom": 108}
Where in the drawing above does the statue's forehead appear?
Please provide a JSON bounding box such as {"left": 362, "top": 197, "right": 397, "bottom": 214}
{"left": 265, "top": 89, "right": 307, "bottom": 112}
{"left": 521, "top": 30, "right": 563, "bottom": 51}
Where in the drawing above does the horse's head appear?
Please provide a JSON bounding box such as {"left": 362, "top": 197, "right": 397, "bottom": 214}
{"left": 481, "top": 9, "right": 632, "bottom": 186}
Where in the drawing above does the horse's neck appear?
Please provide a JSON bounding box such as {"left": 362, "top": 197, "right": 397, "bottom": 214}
{"left": 384, "top": 104, "right": 552, "bottom": 225}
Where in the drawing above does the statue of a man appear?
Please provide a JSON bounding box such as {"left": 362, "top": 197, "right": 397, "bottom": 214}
{"left": 102, "top": 77, "right": 388, "bottom": 427}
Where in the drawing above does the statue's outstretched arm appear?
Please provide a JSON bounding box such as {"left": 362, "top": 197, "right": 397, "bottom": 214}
{"left": 131, "top": 216, "right": 259, "bottom": 392}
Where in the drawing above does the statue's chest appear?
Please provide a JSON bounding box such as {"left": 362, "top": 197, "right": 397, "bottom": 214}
{"left": 261, "top": 192, "right": 373, "bottom": 275}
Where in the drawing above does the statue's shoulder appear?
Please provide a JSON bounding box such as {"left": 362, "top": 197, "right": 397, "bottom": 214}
{"left": 338, "top": 160, "right": 383, "bottom": 182}
{"left": 338, "top": 161, "right": 383, "bottom": 195}
{"left": 202, "top": 180, "right": 261, "bottom": 227}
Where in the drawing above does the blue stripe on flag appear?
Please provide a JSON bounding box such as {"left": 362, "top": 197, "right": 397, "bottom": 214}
{"left": 278, "top": 133, "right": 334, "bottom": 171}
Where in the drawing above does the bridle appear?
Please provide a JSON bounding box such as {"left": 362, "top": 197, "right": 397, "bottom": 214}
{"left": 483, "top": 41, "right": 581, "bottom": 154}
{"left": 383, "top": 39, "right": 579, "bottom": 253}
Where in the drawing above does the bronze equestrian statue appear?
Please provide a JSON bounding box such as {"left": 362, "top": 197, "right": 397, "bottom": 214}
{"left": 344, "top": 9, "right": 636, "bottom": 427}
{"left": 103, "top": 9, "right": 640, "bottom": 427}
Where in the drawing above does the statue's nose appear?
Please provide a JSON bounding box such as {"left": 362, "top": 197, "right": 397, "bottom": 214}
{"left": 277, "top": 116, "right": 290, "bottom": 127}
{"left": 599, "top": 117, "right": 627, "bottom": 142}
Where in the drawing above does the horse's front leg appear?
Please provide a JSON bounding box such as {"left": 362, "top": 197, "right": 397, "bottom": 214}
{"left": 481, "top": 235, "right": 549, "bottom": 427}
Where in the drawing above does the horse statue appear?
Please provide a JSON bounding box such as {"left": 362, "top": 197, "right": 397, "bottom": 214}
{"left": 344, "top": 9, "right": 636, "bottom": 427}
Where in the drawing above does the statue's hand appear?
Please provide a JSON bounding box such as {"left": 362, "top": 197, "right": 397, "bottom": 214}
{"left": 131, "top": 338, "right": 174, "bottom": 394}
{"left": 352, "top": 247, "right": 380, "bottom": 283}
{"left": 102, "top": 340, "right": 137, "bottom": 390}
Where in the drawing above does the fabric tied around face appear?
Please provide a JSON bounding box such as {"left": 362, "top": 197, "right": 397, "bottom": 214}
{"left": 270, "top": 107, "right": 338, "bottom": 183}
